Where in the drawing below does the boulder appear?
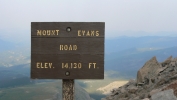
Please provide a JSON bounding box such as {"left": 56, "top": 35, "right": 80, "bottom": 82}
{"left": 149, "top": 89, "right": 162, "bottom": 96}
{"left": 127, "top": 85, "right": 138, "bottom": 94}
{"left": 162, "top": 80, "right": 177, "bottom": 97}
{"left": 120, "top": 87, "right": 126, "bottom": 93}
{"left": 143, "top": 98, "right": 150, "bottom": 100}
{"left": 102, "top": 56, "right": 177, "bottom": 100}
{"left": 161, "top": 56, "right": 172, "bottom": 67}
{"left": 133, "top": 96, "right": 139, "bottom": 100}
{"left": 137, "top": 56, "right": 161, "bottom": 84}
{"left": 151, "top": 89, "right": 177, "bottom": 100}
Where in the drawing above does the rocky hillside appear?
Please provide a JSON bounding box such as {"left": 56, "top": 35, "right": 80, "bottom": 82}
{"left": 102, "top": 56, "right": 177, "bottom": 100}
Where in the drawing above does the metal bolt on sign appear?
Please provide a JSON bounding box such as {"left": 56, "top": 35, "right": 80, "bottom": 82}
{"left": 62, "top": 29, "right": 74, "bottom": 100}
{"left": 31, "top": 22, "right": 105, "bottom": 100}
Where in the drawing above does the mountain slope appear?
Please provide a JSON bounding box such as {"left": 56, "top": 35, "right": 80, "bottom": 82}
{"left": 105, "top": 36, "right": 177, "bottom": 54}
{"left": 105, "top": 46, "right": 177, "bottom": 77}
{"left": 0, "top": 81, "right": 94, "bottom": 100}
{"left": 103, "top": 56, "right": 177, "bottom": 100}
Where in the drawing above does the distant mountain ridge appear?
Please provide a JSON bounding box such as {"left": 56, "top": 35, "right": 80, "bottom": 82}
{"left": 106, "top": 46, "right": 177, "bottom": 77}
{"left": 1, "top": 35, "right": 177, "bottom": 53}
{"left": 105, "top": 36, "right": 177, "bottom": 54}
{"left": 1, "top": 36, "right": 177, "bottom": 99}
{"left": 1, "top": 36, "right": 177, "bottom": 77}
{"left": 0, "top": 63, "right": 94, "bottom": 100}
{"left": 0, "top": 36, "right": 177, "bottom": 67}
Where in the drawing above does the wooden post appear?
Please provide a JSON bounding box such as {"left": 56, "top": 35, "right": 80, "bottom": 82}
{"left": 31, "top": 22, "right": 104, "bottom": 100}
{"left": 62, "top": 79, "right": 74, "bottom": 100}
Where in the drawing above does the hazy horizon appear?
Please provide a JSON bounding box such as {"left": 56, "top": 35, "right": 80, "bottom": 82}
{"left": 1, "top": 1, "right": 177, "bottom": 99}
{"left": 0, "top": 0, "right": 177, "bottom": 41}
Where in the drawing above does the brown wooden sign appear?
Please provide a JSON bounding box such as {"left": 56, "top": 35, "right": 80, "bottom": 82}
{"left": 31, "top": 22, "right": 105, "bottom": 79}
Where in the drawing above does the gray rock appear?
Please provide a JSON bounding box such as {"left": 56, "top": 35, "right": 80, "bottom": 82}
{"left": 161, "top": 56, "right": 172, "bottom": 67}
{"left": 102, "top": 56, "right": 177, "bottom": 100}
{"left": 151, "top": 89, "right": 177, "bottom": 100}
{"left": 127, "top": 85, "right": 138, "bottom": 94}
{"left": 120, "top": 87, "right": 126, "bottom": 93}
{"left": 142, "top": 98, "right": 149, "bottom": 100}
{"left": 137, "top": 56, "right": 161, "bottom": 85}
{"left": 149, "top": 89, "right": 161, "bottom": 96}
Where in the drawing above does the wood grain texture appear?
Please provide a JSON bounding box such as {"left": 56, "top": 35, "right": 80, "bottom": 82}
{"left": 31, "top": 22, "right": 105, "bottom": 79}
{"left": 31, "top": 22, "right": 104, "bottom": 38}
{"left": 31, "top": 38, "right": 104, "bottom": 54}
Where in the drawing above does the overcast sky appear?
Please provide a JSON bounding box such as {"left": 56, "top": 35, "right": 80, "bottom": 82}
{"left": 0, "top": 0, "right": 177, "bottom": 40}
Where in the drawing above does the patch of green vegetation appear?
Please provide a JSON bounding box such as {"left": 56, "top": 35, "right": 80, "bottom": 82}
{"left": 0, "top": 77, "right": 34, "bottom": 88}
{"left": 0, "top": 81, "right": 61, "bottom": 100}
{"left": 0, "top": 80, "right": 95, "bottom": 100}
